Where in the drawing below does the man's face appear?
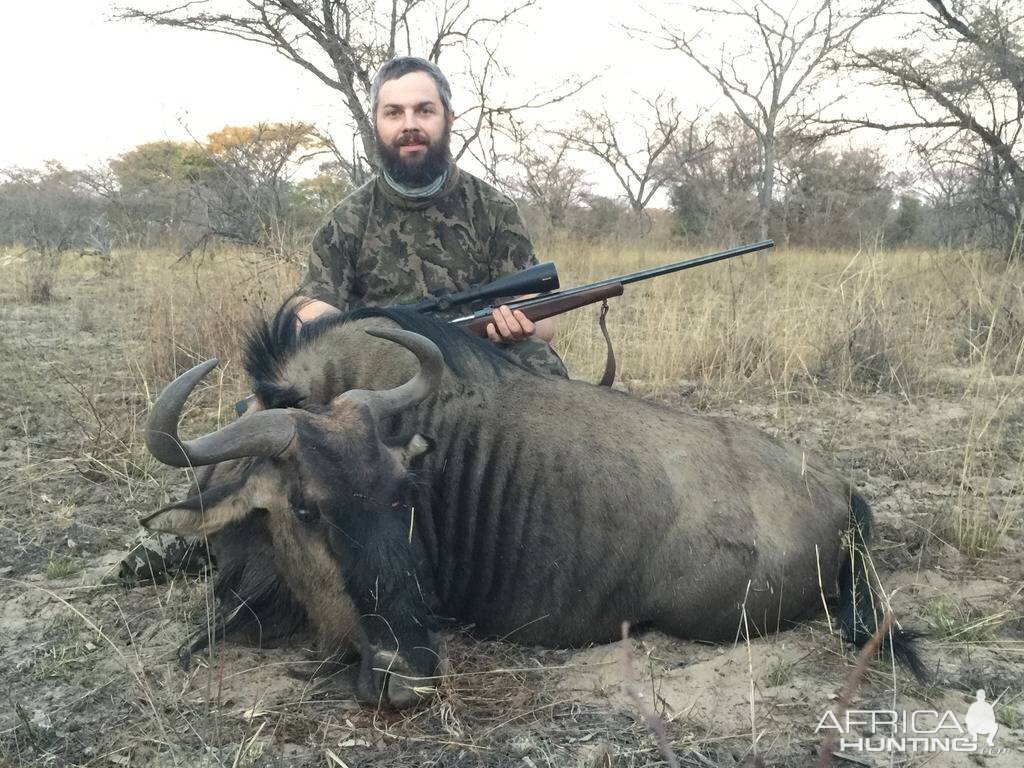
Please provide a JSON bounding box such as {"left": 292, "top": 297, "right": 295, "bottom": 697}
{"left": 375, "top": 71, "right": 453, "bottom": 185}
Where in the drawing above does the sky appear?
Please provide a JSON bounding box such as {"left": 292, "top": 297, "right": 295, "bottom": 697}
{"left": 1, "top": 1, "right": 914, "bottom": 196}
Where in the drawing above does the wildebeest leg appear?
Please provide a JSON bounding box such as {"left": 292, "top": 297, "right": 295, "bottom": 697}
{"left": 327, "top": 511, "right": 440, "bottom": 709}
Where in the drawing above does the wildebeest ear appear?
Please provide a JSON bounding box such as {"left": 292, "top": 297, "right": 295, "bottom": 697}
{"left": 386, "top": 433, "right": 433, "bottom": 468}
{"left": 139, "top": 478, "right": 253, "bottom": 536}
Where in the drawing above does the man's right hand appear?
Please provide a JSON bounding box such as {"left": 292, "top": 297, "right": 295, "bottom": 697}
{"left": 486, "top": 304, "right": 556, "bottom": 344}
{"left": 486, "top": 305, "right": 535, "bottom": 343}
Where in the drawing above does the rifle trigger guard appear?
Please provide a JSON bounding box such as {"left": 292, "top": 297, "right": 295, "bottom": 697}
{"left": 597, "top": 299, "right": 616, "bottom": 388}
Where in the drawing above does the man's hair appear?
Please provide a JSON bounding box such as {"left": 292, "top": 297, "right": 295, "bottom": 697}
{"left": 370, "top": 57, "right": 453, "bottom": 120}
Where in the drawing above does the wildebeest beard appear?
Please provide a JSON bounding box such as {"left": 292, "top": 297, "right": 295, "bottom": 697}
{"left": 375, "top": 123, "right": 451, "bottom": 186}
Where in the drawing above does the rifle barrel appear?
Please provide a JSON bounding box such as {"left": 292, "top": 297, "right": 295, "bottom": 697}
{"left": 592, "top": 239, "right": 774, "bottom": 290}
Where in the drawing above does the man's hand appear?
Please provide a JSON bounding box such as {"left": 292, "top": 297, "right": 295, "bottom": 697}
{"left": 486, "top": 305, "right": 559, "bottom": 343}
{"left": 486, "top": 305, "right": 535, "bottom": 343}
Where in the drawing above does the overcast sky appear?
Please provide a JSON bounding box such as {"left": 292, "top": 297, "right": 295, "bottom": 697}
{"left": 2, "top": 1, "right": 912, "bottom": 195}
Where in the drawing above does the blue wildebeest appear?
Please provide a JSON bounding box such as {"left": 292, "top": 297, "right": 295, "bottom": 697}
{"left": 142, "top": 304, "right": 922, "bottom": 707}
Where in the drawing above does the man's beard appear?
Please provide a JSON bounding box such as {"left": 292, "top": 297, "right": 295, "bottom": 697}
{"left": 376, "top": 124, "right": 451, "bottom": 186}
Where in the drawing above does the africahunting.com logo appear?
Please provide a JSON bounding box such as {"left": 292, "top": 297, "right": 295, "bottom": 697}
{"left": 815, "top": 689, "right": 1009, "bottom": 754}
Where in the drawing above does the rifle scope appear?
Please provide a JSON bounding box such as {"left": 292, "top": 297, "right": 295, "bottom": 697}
{"left": 405, "top": 261, "right": 559, "bottom": 313}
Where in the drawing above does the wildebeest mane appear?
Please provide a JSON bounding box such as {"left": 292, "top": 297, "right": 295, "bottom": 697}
{"left": 245, "top": 302, "right": 529, "bottom": 408}
{"left": 244, "top": 302, "right": 309, "bottom": 407}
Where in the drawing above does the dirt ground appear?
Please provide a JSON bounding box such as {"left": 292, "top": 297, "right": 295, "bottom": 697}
{"left": 1, "top": 254, "right": 1022, "bottom": 767}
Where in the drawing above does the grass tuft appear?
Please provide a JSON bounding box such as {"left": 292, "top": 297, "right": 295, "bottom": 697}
{"left": 45, "top": 553, "right": 79, "bottom": 580}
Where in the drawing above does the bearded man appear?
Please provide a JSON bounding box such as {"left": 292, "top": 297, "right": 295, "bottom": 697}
{"left": 294, "top": 56, "right": 567, "bottom": 376}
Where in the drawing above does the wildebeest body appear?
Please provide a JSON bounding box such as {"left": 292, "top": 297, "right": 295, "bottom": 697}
{"left": 253, "top": 309, "right": 852, "bottom": 643}
{"left": 145, "top": 305, "right": 920, "bottom": 706}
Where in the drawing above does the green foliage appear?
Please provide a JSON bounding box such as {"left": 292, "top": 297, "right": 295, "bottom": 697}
{"left": 289, "top": 174, "right": 351, "bottom": 230}
{"left": 110, "top": 141, "right": 211, "bottom": 190}
{"left": 885, "top": 194, "right": 923, "bottom": 247}
{"left": 778, "top": 147, "right": 893, "bottom": 247}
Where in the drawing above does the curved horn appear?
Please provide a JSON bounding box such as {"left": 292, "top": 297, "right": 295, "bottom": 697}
{"left": 145, "top": 359, "right": 297, "bottom": 468}
{"left": 344, "top": 328, "right": 445, "bottom": 420}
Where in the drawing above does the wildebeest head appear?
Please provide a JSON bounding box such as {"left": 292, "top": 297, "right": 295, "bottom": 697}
{"left": 140, "top": 328, "right": 443, "bottom": 665}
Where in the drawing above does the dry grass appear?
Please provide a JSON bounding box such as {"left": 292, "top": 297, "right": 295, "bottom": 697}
{"left": 923, "top": 595, "right": 1017, "bottom": 645}
{"left": 23, "top": 252, "right": 63, "bottom": 304}
{"left": 131, "top": 248, "right": 300, "bottom": 389}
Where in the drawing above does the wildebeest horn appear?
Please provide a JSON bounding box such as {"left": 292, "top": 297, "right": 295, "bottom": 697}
{"left": 145, "top": 358, "right": 297, "bottom": 467}
{"left": 344, "top": 328, "right": 444, "bottom": 420}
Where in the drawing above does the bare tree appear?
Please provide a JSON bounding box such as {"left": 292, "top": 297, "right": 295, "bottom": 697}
{"left": 0, "top": 164, "right": 112, "bottom": 301}
{"left": 833, "top": 0, "right": 1024, "bottom": 253}
{"left": 909, "top": 135, "right": 1003, "bottom": 248}
{"left": 118, "top": 0, "right": 587, "bottom": 181}
{"left": 0, "top": 164, "right": 109, "bottom": 259}
{"left": 496, "top": 127, "right": 591, "bottom": 232}
{"left": 633, "top": 0, "right": 882, "bottom": 241}
{"left": 560, "top": 94, "right": 685, "bottom": 220}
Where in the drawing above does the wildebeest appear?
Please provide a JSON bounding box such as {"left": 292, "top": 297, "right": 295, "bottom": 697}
{"left": 143, "top": 303, "right": 922, "bottom": 707}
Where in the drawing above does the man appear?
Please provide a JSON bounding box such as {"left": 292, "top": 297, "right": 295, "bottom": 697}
{"left": 293, "top": 56, "right": 567, "bottom": 377}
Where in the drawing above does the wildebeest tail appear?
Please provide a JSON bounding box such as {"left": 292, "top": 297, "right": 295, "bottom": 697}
{"left": 836, "top": 492, "right": 926, "bottom": 680}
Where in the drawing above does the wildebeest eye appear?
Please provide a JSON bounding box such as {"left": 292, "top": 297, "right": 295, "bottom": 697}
{"left": 294, "top": 507, "right": 320, "bottom": 524}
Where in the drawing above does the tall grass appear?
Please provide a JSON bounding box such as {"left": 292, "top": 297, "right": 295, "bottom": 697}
{"left": 133, "top": 249, "right": 300, "bottom": 390}
{"left": 118, "top": 243, "right": 1023, "bottom": 405}
{"left": 553, "top": 246, "right": 1021, "bottom": 401}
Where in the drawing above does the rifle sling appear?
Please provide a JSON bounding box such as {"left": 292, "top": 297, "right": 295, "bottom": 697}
{"left": 597, "top": 299, "right": 616, "bottom": 388}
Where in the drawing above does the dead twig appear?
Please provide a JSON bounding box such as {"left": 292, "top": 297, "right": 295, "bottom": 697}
{"left": 620, "top": 621, "right": 680, "bottom": 768}
{"left": 814, "top": 613, "right": 895, "bottom": 768}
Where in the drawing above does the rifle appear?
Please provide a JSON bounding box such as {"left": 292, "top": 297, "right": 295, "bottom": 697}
{"left": 405, "top": 239, "right": 774, "bottom": 386}
{"left": 445, "top": 239, "right": 775, "bottom": 335}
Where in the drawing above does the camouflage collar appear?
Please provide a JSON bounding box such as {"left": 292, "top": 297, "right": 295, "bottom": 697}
{"left": 375, "top": 164, "right": 461, "bottom": 210}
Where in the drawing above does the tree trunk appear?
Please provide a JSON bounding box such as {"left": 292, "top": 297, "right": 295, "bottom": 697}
{"left": 757, "top": 131, "right": 775, "bottom": 265}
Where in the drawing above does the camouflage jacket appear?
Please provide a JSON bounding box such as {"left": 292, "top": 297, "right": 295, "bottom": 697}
{"left": 299, "top": 165, "right": 537, "bottom": 317}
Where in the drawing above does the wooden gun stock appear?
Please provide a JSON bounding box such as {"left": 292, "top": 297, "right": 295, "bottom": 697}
{"left": 455, "top": 283, "right": 624, "bottom": 336}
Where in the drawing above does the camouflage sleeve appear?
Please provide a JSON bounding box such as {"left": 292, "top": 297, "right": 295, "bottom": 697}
{"left": 297, "top": 216, "right": 356, "bottom": 312}
{"left": 489, "top": 200, "right": 539, "bottom": 280}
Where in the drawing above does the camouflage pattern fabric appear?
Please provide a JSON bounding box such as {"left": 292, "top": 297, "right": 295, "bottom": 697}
{"left": 299, "top": 165, "right": 568, "bottom": 377}
{"left": 119, "top": 533, "right": 211, "bottom": 585}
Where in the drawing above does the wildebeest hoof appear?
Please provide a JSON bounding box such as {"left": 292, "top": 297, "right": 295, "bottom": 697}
{"left": 357, "top": 650, "right": 435, "bottom": 709}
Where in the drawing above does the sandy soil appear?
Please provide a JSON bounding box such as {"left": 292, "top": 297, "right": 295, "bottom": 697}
{"left": 1, "top": 261, "right": 1022, "bottom": 767}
